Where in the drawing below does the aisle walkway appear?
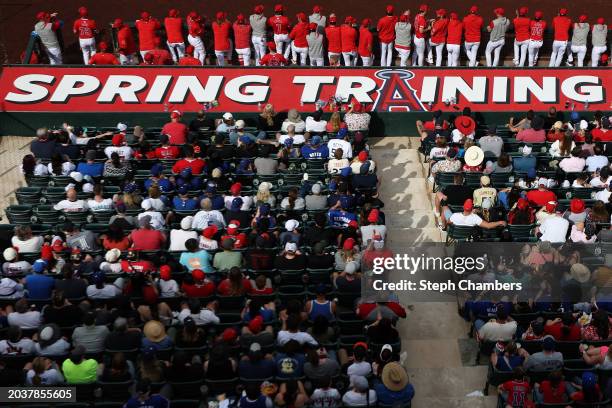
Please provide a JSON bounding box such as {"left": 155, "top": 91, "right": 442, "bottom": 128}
{"left": 369, "top": 137, "right": 496, "bottom": 407}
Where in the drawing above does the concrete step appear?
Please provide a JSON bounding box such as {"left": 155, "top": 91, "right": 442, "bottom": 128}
{"left": 385, "top": 227, "right": 444, "bottom": 245}
{"left": 410, "top": 396, "right": 498, "bottom": 408}
{"left": 384, "top": 211, "right": 437, "bottom": 229}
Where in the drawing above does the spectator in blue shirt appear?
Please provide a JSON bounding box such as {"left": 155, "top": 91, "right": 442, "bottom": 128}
{"left": 179, "top": 238, "right": 213, "bottom": 273}
{"left": 275, "top": 340, "right": 305, "bottom": 379}
{"left": 239, "top": 342, "right": 277, "bottom": 380}
{"left": 301, "top": 135, "right": 329, "bottom": 159}
{"left": 374, "top": 362, "right": 415, "bottom": 405}
{"left": 76, "top": 150, "right": 104, "bottom": 177}
{"left": 172, "top": 185, "right": 198, "bottom": 211}
{"left": 25, "top": 260, "right": 55, "bottom": 299}
{"left": 124, "top": 379, "right": 169, "bottom": 408}
{"left": 141, "top": 322, "right": 173, "bottom": 351}
{"left": 512, "top": 145, "right": 537, "bottom": 173}
{"left": 328, "top": 196, "right": 357, "bottom": 228}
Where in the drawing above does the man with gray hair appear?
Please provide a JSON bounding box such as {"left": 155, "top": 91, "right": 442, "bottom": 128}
{"left": 192, "top": 198, "right": 226, "bottom": 229}
{"left": 305, "top": 183, "right": 327, "bottom": 210}
{"left": 30, "top": 128, "right": 56, "bottom": 159}
{"left": 104, "top": 317, "right": 142, "bottom": 350}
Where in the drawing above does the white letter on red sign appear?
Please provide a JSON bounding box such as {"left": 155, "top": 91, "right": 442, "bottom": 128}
{"left": 145, "top": 75, "right": 173, "bottom": 103}
{"left": 49, "top": 75, "right": 100, "bottom": 103}
{"left": 441, "top": 77, "right": 487, "bottom": 103}
{"left": 419, "top": 77, "right": 439, "bottom": 103}
{"left": 225, "top": 75, "right": 269, "bottom": 103}
{"left": 514, "top": 77, "right": 557, "bottom": 103}
{"left": 293, "top": 76, "right": 335, "bottom": 103}
{"left": 5, "top": 74, "right": 54, "bottom": 103}
{"left": 561, "top": 76, "right": 604, "bottom": 103}
{"left": 97, "top": 75, "right": 148, "bottom": 103}
{"left": 336, "top": 77, "right": 377, "bottom": 103}
{"left": 169, "top": 76, "right": 223, "bottom": 103}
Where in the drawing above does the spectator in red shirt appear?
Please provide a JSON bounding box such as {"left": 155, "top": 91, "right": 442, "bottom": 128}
{"left": 377, "top": 5, "right": 398, "bottom": 66}
{"left": 217, "top": 267, "right": 252, "bottom": 296}
{"left": 172, "top": 145, "right": 206, "bottom": 175}
{"left": 592, "top": 117, "right": 612, "bottom": 142}
{"left": 550, "top": 8, "right": 572, "bottom": 67}
{"left": 358, "top": 19, "right": 374, "bottom": 66}
{"left": 498, "top": 368, "right": 531, "bottom": 408}
{"left": 164, "top": 9, "right": 185, "bottom": 63}
{"left": 129, "top": 216, "right": 166, "bottom": 250}
{"left": 88, "top": 42, "right": 119, "bottom": 65}
{"left": 526, "top": 181, "right": 557, "bottom": 207}
{"left": 161, "top": 110, "right": 188, "bottom": 145}
{"left": 135, "top": 11, "right": 161, "bottom": 60}
{"left": 234, "top": 14, "right": 253, "bottom": 66}
{"left": 73, "top": 6, "right": 97, "bottom": 65}
{"left": 178, "top": 45, "right": 202, "bottom": 66}
{"left": 187, "top": 12, "right": 205, "bottom": 65}
{"left": 513, "top": 7, "right": 531, "bottom": 66}
{"left": 517, "top": 116, "right": 546, "bottom": 143}
{"left": 535, "top": 371, "right": 569, "bottom": 405}
{"left": 113, "top": 18, "right": 137, "bottom": 65}
{"left": 212, "top": 12, "right": 232, "bottom": 66}
{"left": 429, "top": 9, "right": 449, "bottom": 66}
{"left": 154, "top": 134, "right": 181, "bottom": 159}
{"left": 412, "top": 5, "right": 430, "bottom": 67}
{"left": 289, "top": 13, "right": 309, "bottom": 65}
{"left": 356, "top": 299, "right": 407, "bottom": 322}
{"left": 544, "top": 313, "right": 581, "bottom": 341}
{"left": 181, "top": 269, "right": 215, "bottom": 297}
{"left": 260, "top": 42, "right": 287, "bottom": 66}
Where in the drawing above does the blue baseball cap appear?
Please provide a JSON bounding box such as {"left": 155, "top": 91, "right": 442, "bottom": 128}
{"left": 337, "top": 127, "right": 348, "bottom": 139}
{"left": 123, "top": 182, "right": 138, "bottom": 193}
{"left": 158, "top": 178, "right": 173, "bottom": 193}
{"left": 180, "top": 167, "right": 192, "bottom": 179}
{"left": 359, "top": 162, "right": 371, "bottom": 175}
{"left": 239, "top": 135, "right": 253, "bottom": 144}
{"left": 311, "top": 135, "right": 322, "bottom": 146}
{"left": 259, "top": 203, "right": 271, "bottom": 215}
{"left": 205, "top": 182, "right": 217, "bottom": 193}
{"left": 340, "top": 167, "right": 352, "bottom": 177}
{"left": 582, "top": 372, "right": 597, "bottom": 389}
{"left": 92, "top": 270, "right": 105, "bottom": 284}
{"left": 189, "top": 177, "right": 203, "bottom": 190}
{"left": 231, "top": 197, "right": 244, "bottom": 211}
{"left": 150, "top": 163, "right": 164, "bottom": 176}
{"left": 329, "top": 180, "right": 338, "bottom": 191}
{"left": 339, "top": 196, "right": 351, "bottom": 209}
{"left": 178, "top": 184, "right": 189, "bottom": 195}
{"left": 32, "top": 259, "right": 47, "bottom": 274}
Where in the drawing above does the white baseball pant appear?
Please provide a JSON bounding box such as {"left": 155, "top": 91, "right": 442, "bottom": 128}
{"left": 167, "top": 41, "right": 185, "bottom": 63}
{"left": 428, "top": 40, "right": 445, "bottom": 66}
{"left": 412, "top": 37, "right": 426, "bottom": 66}
{"left": 549, "top": 40, "right": 567, "bottom": 67}
{"left": 310, "top": 57, "right": 324, "bottom": 66}
{"left": 188, "top": 35, "right": 206, "bottom": 64}
{"left": 591, "top": 45, "right": 607, "bottom": 67}
{"left": 45, "top": 46, "right": 63, "bottom": 64}
{"left": 528, "top": 40, "right": 543, "bottom": 66}
{"left": 79, "top": 38, "right": 96, "bottom": 65}
{"left": 394, "top": 47, "right": 411, "bottom": 66}
{"left": 513, "top": 39, "right": 529, "bottom": 66}
{"left": 252, "top": 35, "right": 266, "bottom": 65}
{"left": 119, "top": 53, "right": 137, "bottom": 65}
{"left": 274, "top": 33, "right": 291, "bottom": 59}
{"left": 570, "top": 45, "right": 587, "bottom": 66}
{"left": 485, "top": 39, "right": 505, "bottom": 66}
{"left": 464, "top": 41, "right": 480, "bottom": 66}
{"left": 342, "top": 51, "right": 358, "bottom": 66}
{"left": 380, "top": 42, "right": 393, "bottom": 66}
{"left": 292, "top": 43, "right": 308, "bottom": 65}
{"left": 236, "top": 48, "right": 252, "bottom": 66}
{"left": 361, "top": 56, "right": 372, "bottom": 66}
{"left": 446, "top": 44, "right": 460, "bottom": 66}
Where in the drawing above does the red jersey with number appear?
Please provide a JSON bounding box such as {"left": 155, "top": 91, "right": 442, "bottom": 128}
{"left": 73, "top": 18, "right": 96, "bottom": 39}
{"left": 358, "top": 27, "right": 374, "bottom": 56}
{"left": 136, "top": 19, "right": 161, "bottom": 50}
{"left": 552, "top": 16, "right": 572, "bottom": 41}
{"left": 154, "top": 145, "right": 181, "bottom": 159}
{"left": 164, "top": 17, "right": 184, "bottom": 43}
{"left": 431, "top": 18, "right": 449, "bottom": 43}
{"left": 530, "top": 20, "right": 547, "bottom": 41}
{"left": 117, "top": 26, "right": 137, "bottom": 55}
{"left": 233, "top": 23, "right": 252, "bottom": 49}
{"left": 513, "top": 17, "right": 531, "bottom": 41}
{"left": 325, "top": 26, "right": 342, "bottom": 52}
{"left": 212, "top": 21, "right": 231, "bottom": 51}
{"left": 447, "top": 20, "right": 463, "bottom": 44}
{"left": 341, "top": 25, "right": 358, "bottom": 52}
{"left": 188, "top": 19, "right": 203, "bottom": 36}
{"left": 463, "top": 14, "right": 484, "bottom": 42}
{"left": 260, "top": 52, "right": 287, "bottom": 66}
{"left": 501, "top": 380, "right": 530, "bottom": 407}
{"left": 178, "top": 56, "right": 201, "bottom": 65}
{"left": 377, "top": 15, "right": 398, "bottom": 43}
{"left": 414, "top": 14, "right": 428, "bottom": 39}
{"left": 268, "top": 15, "right": 290, "bottom": 34}
{"left": 88, "top": 52, "right": 119, "bottom": 65}
{"left": 121, "top": 259, "right": 155, "bottom": 274}
{"left": 172, "top": 158, "right": 206, "bottom": 175}
{"left": 290, "top": 22, "right": 309, "bottom": 47}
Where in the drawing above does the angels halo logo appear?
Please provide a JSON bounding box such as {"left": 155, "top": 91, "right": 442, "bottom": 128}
{"left": 372, "top": 69, "right": 428, "bottom": 112}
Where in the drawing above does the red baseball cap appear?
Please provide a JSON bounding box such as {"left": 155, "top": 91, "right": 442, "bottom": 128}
{"left": 518, "top": 7, "right": 529, "bottom": 16}
{"left": 343, "top": 238, "right": 356, "bottom": 250}
{"left": 216, "top": 11, "right": 225, "bottom": 20}
{"left": 192, "top": 269, "right": 205, "bottom": 281}
{"left": 570, "top": 198, "right": 585, "bottom": 214}
{"left": 436, "top": 9, "right": 447, "bottom": 17}
{"left": 274, "top": 4, "right": 284, "bottom": 13}
{"left": 254, "top": 5, "right": 264, "bottom": 14}
{"left": 596, "top": 17, "right": 605, "bottom": 25}
{"left": 98, "top": 41, "right": 108, "bottom": 51}
{"left": 112, "top": 18, "right": 123, "bottom": 28}
{"left": 222, "top": 328, "right": 238, "bottom": 342}
{"left": 140, "top": 11, "right": 151, "bottom": 20}
{"left": 112, "top": 133, "right": 125, "bottom": 146}
{"left": 534, "top": 11, "right": 544, "bottom": 19}
{"left": 297, "top": 12, "right": 307, "bottom": 22}
{"left": 52, "top": 241, "right": 65, "bottom": 252}
{"left": 170, "top": 110, "right": 182, "bottom": 120}
{"left": 399, "top": 14, "right": 409, "bottom": 22}
{"left": 345, "top": 16, "right": 354, "bottom": 24}
{"left": 368, "top": 208, "right": 380, "bottom": 223}
{"left": 353, "top": 341, "right": 368, "bottom": 350}
{"left": 419, "top": 4, "right": 429, "bottom": 12}
{"left": 516, "top": 198, "right": 529, "bottom": 210}
{"left": 248, "top": 316, "right": 264, "bottom": 334}
{"left": 36, "top": 11, "right": 48, "bottom": 21}
{"left": 545, "top": 201, "right": 557, "bottom": 213}
{"left": 202, "top": 225, "right": 219, "bottom": 239}
{"left": 160, "top": 265, "right": 172, "bottom": 281}
{"left": 348, "top": 220, "right": 359, "bottom": 229}
{"left": 469, "top": 5, "right": 479, "bottom": 13}
{"left": 168, "top": 9, "right": 179, "bottom": 17}
{"left": 267, "top": 41, "right": 277, "bottom": 50}
{"left": 358, "top": 151, "right": 368, "bottom": 162}
{"left": 329, "top": 14, "right": 337, "bottom": 23}
{"left": 308, "top": 22, "right": 318, "bottom": 31}
{"left": 237, "top": 14, "right": 246, "bottom": 23}
{"left": 450, "top": 12, "right": 459, "bottom": 19}
{"left": 185, "top": 45, "right": 195, "bottom": 54}
{"left": 188, "top": 11, "right": 199, "bottom": 19}
{"left": 78, "top": 6, "right": 88, "bottom": 17}
{"left": 227, "top": 220, "right": 241, "bottom": 235}
{"left": 463, "top": 199, "right": 474, "bottom": 212}
{"left": 230, "top": 182, "right": 242, "bottom": 194}
{"left": 559, "top": 8, "right": 568, "bottom": 16}
{"left": 386, "top": 5, "right": 395, "bottom": 14}
{"left": 494, "top": 8, "right": 505, "bottom": 16}
{"left": 361, "top": 18, "right": 371, "bottom": 26}
{"left": 313, "top": 5, "right": 322, "bottom": 13}
{"left": 579, "top": 14, "right": 588, "bottom": 23}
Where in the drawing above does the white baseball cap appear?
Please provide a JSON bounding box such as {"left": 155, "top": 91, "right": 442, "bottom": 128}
{"left": 3, "top": 247, "right": 17, "bottom": 262}
{"left": 235, "top": 119, "right": 245, "bottom": 129}
{"left": 105, "top": 248, "right": 121, "bottom": 263}
{"left": 223, "top": 112, "right": 234, "bottom": 120}
{"left": 285, "top": 219, "right": 299, "bottom": 232}
{"left": 70, "top": 171, "right": 84, "bottom": 183}
{"left": 285, "top": 242, "right": 298, "bottom": 252}
{"left": 117, "top": 122, "right": 128, "bottom": 132}
{"left": 181, "top": 216, "right": 194, "bottom": 230}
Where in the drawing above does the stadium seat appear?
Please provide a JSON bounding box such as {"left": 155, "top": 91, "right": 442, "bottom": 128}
{"left": 98, "top": 380, "right": 133, "bottom": 401}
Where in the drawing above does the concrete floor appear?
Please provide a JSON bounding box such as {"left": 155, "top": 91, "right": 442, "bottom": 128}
{"left": 2, "top": 135, "right": 497, "bottom": 406}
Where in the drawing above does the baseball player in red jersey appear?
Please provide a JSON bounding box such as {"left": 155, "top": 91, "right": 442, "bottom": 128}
{"left": 377, "top": 5, "right": 398, "bottom": 66}
{"left": 358, "top": 19, "right": 374, "bottom": 66}
{"left": 268, "top": 4, "right": 292, "bottom": 60}
{"left": 187, "top": 12, "right": 205, "bottom": 65}
{"left": 112, "top": 19, "right": 137, "bottom": 65}
{"left": 528, "top": 11, "right": 546, "bottom": 66}
{"left": 234, "top": 14, "right": 253, "bottom": 66}
{"left": 250, "top": 5, "right": 267, "bottom": 66}
{"left": 513, "top": 7, "right": 530, "bottom": 66}
{"left": 463, "top": 6, "right": 483, "bottom": 66}
{"left": 290, "top": 13, "right": 309, "bottom": 66}
{"left": 446, "top": 12, "right": 463, "bottom": 66}
{"left": 260, "top": 41, "right": 288, "bottom": 66}
{"left": 485, "top": 8, "right": 510, "bottom": 67}
{"left": 212, "top": 12, "right": 232, "bottom": 66}
{"left": 412, "top": 5, "right": 430, "bottom": 66}
{"left": 135, "top": 11, "right": 161, "bottom": 60}
{"left": 550, "top": 8, "right": 572, "bottom": 66}
{"left": 341, "top": 17, "right": 358, "bottom": 66}
{"left": 429, "top": 9, "right": 449, "bottom": 66}
{"left": 73, "top": 7, "right": 97, "bottom": 65}
{"left": 326, "top": 14, "right": 342, "bottom": 62}
{"left": 178, "top": 45, "right": 202, "bottom": 66}
{"left": 88, "top": 41, "right": 119, "bottom": 65}
{"left": 165, "top": 9, "right": 185, "bottom": 63}
{"left": 148, "top": 37, "right": 173, "bottom": 65}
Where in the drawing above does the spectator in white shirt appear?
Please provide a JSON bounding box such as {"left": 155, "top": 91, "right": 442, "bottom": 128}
{"left": 87, "top": 184, "right": 113, "bottom": 212}
{"left": 590, "top": 167, "right": 612, "bottom": 188}
{"left": 47, "top": 153, "right": 76, "bottom": 176}
{"left": 327, "top": 129, "right": 353, "bottom": 159}
{"left": 449, "top": 199, "right": 507, "bottom": 229}
{"left": 158, "top": 266, "right": 180, "bottom": 297}
{"left": 327, "top": 148, "right": 350, "bottom": 175}
{"left": 558, "top": 147, "right": 586, "bottom": 173}
{"left": 0, "top": 326, "right": 36, "bottom": 354}
{"left": 104, "top": 133, "right": 133, "bottom": 160}
{"left": 477, "top": 308, "right": 517, "bottom": 342}
{"left": 177, "top": 298, "right": 220, "bottom": 325}
{"left": 281, "top": 109, "right": 306, "bottom": 133}
{"left": 342, "top": 375, "right": 377, "bottom": 407}
{"left": 53, "top": 188, "right": 88, "bottom": 212}
{"left": 21, "top": 154, "right": 49, "bottom": 177}
{"left": 277, "top": 315, "right": 318, "bottom": 347}
{"left": 11, "top": 225, "right": 43, "bottom": 253}
{"left": 305, "top": 110, "right": 328, "bottom": 133}
{"left": 7, "top": 298, "right": 42, "bottom": 329}
{"left": 346, "top": 342, "right": 373, "bottom": 377}
{"left": 586, "top": 145, "right": 610, "bottom": 172}
{"left": 86, "top": 271, "right": 122, "bottom": 299}
{"left": 278, "top": 125, "right": 306, "bottom": 145}
{"left": 223, "top": 183, "right": 253, "bottom": 211}
{"left": 25, "top": 356, "right": 65, "bottom": 385}
{"left": 169, "top": 216, "right": 198, "bottom": 251}
{"left": 537, "top": 212, "right": 570, "bottom": 243}
{"left": 2, "top": 247, "right": 32, "bottom": 277}
{"left": 192, "top": 198, "right": 226, "bottom": 230}
{"left": 34, "top": 324, "right": 71, "bottom": 356}
{"left": 138, "top": 200, "right": 166, "bottom": 230}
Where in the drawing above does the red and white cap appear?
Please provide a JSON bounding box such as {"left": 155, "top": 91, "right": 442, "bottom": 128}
{"left": 78, "top": 6, "right": 88, "bottom": 17}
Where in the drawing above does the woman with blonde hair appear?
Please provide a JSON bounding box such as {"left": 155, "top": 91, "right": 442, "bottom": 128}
{"left": 258, "top": 103, "right": 282, "bottom": 134}
{"left": 25, "top": 356, "right": 64, "bottom": 385}
{"left": 253, "top": 182, "right": 276, "bottom": 207}
{"left": 142, "top": 185, "right": 168, "bottom": 211}
{"left": 281, "top": 109, "right": 306, "bottom": 133}
{"left": 326, "top": 111, "right": 345, "bottom": 133}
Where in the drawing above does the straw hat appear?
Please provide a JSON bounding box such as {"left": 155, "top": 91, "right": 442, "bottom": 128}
{"left": 381, "top": 362, "right": 409, "bottom": 391}
{"left": 464, "top": 146, "right": 484, "bottom": 167}
{"left": 570, "top": 263, "right": 591, "bottom": 284}
{"left": 143, "top": 320, "right": 166, "bottom": 342}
